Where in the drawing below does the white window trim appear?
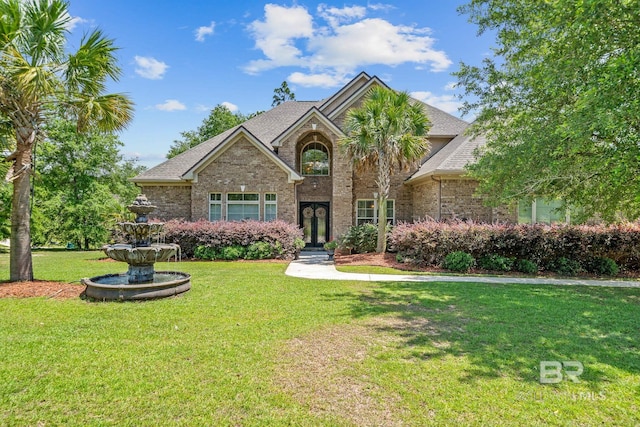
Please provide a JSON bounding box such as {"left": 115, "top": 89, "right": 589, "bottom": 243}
{"left": 209, "top": 193, "right": 222, "bottom": 222}
{"left": 356, "top": 199, "right": 395, "bottom": 225}
{"left": 301, "top": 141, "right": 331, "bottom": 176}
{"left": 264, "top": 193, "right": 277, "bottom": 221}
{"left": 226, "top": 193, "right": 260, "bottom": 221}
{"left": 521, "top": 198, "right": 570, "bottom": 224}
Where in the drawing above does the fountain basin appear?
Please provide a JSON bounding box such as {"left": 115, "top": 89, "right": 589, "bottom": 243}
{"left": 81, "top": 271, "right": 191, "bottom": 301}
{"left": 103, "top": 243, "right": 179, "bottom": 265}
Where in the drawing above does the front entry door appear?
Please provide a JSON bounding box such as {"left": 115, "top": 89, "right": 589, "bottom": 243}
{"left": 300, "top": 202, "right": 330, "bottom": 248}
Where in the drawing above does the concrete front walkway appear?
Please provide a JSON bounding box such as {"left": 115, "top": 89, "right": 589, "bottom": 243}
{"left": 286, "top": 253, "right": 640, "bottom": 288}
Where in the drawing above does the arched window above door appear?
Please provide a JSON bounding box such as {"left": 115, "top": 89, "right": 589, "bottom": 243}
{"left": 301, "top": 142, "right": 330, "bottom": 176}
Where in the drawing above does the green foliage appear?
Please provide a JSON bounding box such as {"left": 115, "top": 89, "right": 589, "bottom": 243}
{"left": 442, "top": 251, "right": 475, "bottom": 272}
{"left": 167, "top": 104, "right": 251, "bottom": 158}
{"left": 457, "top": 0, "right": 640, "bottom": 221}
{"left": 194, "top": 245, "right": 219, "bottom": 260}
{"left": 219, "top": 245, "right": 246, "bottom": 261}
{"left": 340, "top": 223, "right": 379, "bottom": 254}
{"left": 585, "top": 257, "right": 619, "bottom": 276}
{"left": 550, "top": 257, "right": 582, "bottom": 276}
{"left": 0, "top": 169, "right": 11, "bottom": 240}
{"left": 272, "top": 81, "right": 296, "bottom": 106}
{"left": 339, "top": 86, "right": 430, "bottom": 252}
{"left": 515, "top": 259, "right": 538, "bottom": 275}
{"left": 478, "top": 254, "right": 514, "bottom": 272}
{"left": 0, "top": 0, "right": 133, "bottom": 280}
{"left": 323, "top": 240, "right": 338, "bottom": 250}
{"left": 164, "top": 219, "right": 303, "bottom": 259}
{"left": 390, "top": 220, "right": 640, "bottom": 274}
{"left": 294, "top": 238, "right": 306, "bottom": 251}
{"left": 246, "top": 241, "right": 273, "bottom": 260}
{"left": 34, "top": 118, "right": 144, "bottom": 249}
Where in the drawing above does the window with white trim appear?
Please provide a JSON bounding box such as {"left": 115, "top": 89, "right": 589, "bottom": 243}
{"left": 301, "top": 142, "right": 330, "bottom": 176}
{"left": 356, "top": 199, "right": 395, "bottom": 225}
{"left": 209, "top": 193, "right": 222, "bottom": 222}
{"left": 518, "top": 198, "right": 569, "bottom": 224}
{"left": 227, "top": 193, "right": 260, "bottom": 221}
{"left": 264, "top": 193, "right": 277, "bottom": 221}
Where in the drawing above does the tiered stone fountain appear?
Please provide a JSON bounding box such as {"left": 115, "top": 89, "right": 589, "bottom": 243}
{"left": 82, "top": 195, "right": 191, "bottom": 301}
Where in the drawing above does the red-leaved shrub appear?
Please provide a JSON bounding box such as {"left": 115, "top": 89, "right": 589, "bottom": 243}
{"left": 162, "top": 219, "right": 303, "bottom": 259}
{"left": 389, "top": 220, "right": 640, "bottom": 271}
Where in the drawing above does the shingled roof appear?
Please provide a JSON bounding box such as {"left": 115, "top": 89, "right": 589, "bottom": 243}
{"left": 406, "top": 127, "right": 486, "bottom": 183}
{"left": 133, "top": 73, "right": 470, "bottom": 184}
{"left": 133, "top": 100, "right": 321, "bottom": 182}
{"left": 421, "top": 103, "right": 469, "bottom": 137}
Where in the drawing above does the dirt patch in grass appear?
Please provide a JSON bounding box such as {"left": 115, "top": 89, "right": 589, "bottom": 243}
{"left": 276, "top": 320, "right": 403, "bottom": 426}
{"left": 0, "top": 280, "right": 84, "bottom": 300}
{"left": 275, "top": 311, "right": 460, "bottom": 426}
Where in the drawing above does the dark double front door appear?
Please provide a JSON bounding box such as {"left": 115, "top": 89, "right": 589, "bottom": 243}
{"left": 300, "top": 202, "right": 330, "bottom": 248}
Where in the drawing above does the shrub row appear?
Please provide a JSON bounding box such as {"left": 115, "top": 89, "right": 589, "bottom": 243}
{"left": 440, "top": 251, "right": 619, "bottom": 276}
{"left": 162, "top": 219, "right": 304, "bottom": 259}
{"left": 389, "top": 220, "right": 640, "bottom": 271}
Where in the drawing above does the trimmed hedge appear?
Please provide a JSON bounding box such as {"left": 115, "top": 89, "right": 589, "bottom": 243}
{"left": 389, "top": 220, "right": 640, "bottom": 272}
{"left": 162, "top": 219, "right": 304, "bottom": 259}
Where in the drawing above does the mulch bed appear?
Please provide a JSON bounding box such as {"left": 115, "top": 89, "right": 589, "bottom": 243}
{"left": 0, "top": 280, "right": 85, "bottom": 300}
{"left": 335, "top": 252, "right": 449, "bottom": 273}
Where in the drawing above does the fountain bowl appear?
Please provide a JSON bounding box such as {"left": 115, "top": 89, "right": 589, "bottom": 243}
{"left": 81, "top": 271, "right": 191, "bottom": 301}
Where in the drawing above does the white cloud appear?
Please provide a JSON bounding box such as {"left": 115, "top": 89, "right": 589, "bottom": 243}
{"left": 309, "top": 18, "right": 450, "bottom": 72}
{"left": 244, "top": 4, "right": 314, "bottom": 74}
{"left": 221, "top": 101, "right": 239, "bottom": 112}
{"left": 288, "top": 71, "right": 348, "bottom": 88}
{"left": 65, "top": 15, "right": 89, "bottom": 31}
{"left": 195, "top": 104, "right": 212, "bottom": 113}
{"left": 195, "top": 21, "right": 215, "bottom": 42}
{"left": 444, "top": 81, "right": 457, "bottom": 91}
{"left": 410, "top": 91, "right": 462, "bottom": 115}
{"left": 134, "top": 56, "right": 168, "bottom": 80}
{"left": 317, "top": 4, "right": 366, "bottom": 28}
{"left": 368, "top": 3, "right": 396, "bottom": 12}
{"left": 155, "top": 99, "right": 186, "bottom": 111}
{"left": 243, "top": 4, "right": 452, "bottom": 83}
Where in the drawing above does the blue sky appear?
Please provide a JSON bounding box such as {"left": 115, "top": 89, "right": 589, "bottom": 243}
{"left": 66, "top": 1, "right": 494, "bottom": 168}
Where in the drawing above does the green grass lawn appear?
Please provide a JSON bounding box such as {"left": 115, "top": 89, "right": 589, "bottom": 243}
{"left": 1, "top": 251, "right": 639, "bottom": 426}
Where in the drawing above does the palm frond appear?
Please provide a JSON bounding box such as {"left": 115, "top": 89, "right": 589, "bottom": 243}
{"left": 73, "top": 93, "right": 134, "bottom": 133}
{"left": 65, "top": 29, "right": 122, "bottom": 95}
{"left": 21, "top": 0, "right": 69, "bottom": 65}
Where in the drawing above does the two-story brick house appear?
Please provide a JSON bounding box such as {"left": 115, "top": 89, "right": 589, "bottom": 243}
{"left": 133, "top": 72, "right": 516, "bottom": 248}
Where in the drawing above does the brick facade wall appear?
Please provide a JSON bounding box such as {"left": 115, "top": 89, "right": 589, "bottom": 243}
{"left": 411, "top": 179, "right": 440, "bottom": 221}
{"left": 410, "top": 177, "right": 517, "bottom": 223}
{"left": 352, "top": 170, "right": 414, "bottom": 223}
{"left": 140, "top": 185, "right": 192, "bottom": 221}
{"left": 277, "top": 119, "right": 353, "bottom": 238}
{"left": 190, "top": 136, "right": 296, "bottom": 223}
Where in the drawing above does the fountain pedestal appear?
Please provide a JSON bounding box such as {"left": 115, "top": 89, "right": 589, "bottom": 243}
{"left": 81, "top": 195, "right": 191, "bottom": 301}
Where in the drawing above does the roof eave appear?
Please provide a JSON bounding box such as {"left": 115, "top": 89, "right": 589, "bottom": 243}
{"left": 405, "top": 169, "right": 466, "bottom": 184}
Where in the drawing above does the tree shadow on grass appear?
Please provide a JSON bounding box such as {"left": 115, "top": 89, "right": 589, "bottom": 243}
{"left": 323, "top": 282, "right": 640, "bottom": 388}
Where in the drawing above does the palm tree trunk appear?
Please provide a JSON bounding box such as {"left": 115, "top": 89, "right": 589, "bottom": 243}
{"left": 9, "top": 128, "right": 35, "bottom": 282}
{"left": 376, "top": 156, "right": 391, "bottom": 253}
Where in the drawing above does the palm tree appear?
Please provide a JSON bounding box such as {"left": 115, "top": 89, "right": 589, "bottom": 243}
{"left": 0, "top": 0, "right": 134, "bottom": 281}
{"left": 339, "top": 86, "right": 430, "bottom": 253}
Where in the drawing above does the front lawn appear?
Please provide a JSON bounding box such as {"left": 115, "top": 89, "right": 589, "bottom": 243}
{"left": 1, "top": 251, "right": 639, "bottom": 425}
